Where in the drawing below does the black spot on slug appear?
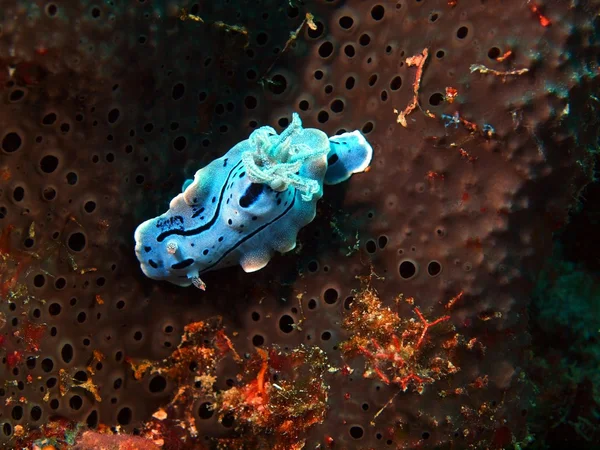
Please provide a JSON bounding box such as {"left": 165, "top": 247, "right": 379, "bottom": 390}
{"left": 171, "top": 259, "right": 194, "bottom": 270}
{"left": 239, "top": 183, "right": 264, "bottom": 208}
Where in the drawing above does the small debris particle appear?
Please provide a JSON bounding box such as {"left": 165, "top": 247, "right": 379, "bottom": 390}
{"left": 179, "top": 9, "right": 205, "bottom": 22}
{"left": 152, "top": 408, "right": 168, "bottom": 420}
{"left": 470, "top": 375, "right": 489, "bottom": 389}
{"left": 0, "top": 167, "right": 11, "bottom": 181}
{"left": 445, "top": 87, "right": 458, "bottom": 103}
{"left": 459, "top": 148, "right": 477, "bottom": 162}
{"left": 306, "top": 13, "right": 317, "bottom": 31}
{"left": 445, "top": 291, "right": 464, "bottom": 310}
{"left": 6, "top": 350, "right": 22, "bottom": 367}
{"left": 528, "top": 2, "right": 551, "bottom": 27}
{"left": 470, "top": 64, "right": 529, "bottom": 78}
{"left": 496, "top": 50, "right": 512, "bottom": 62}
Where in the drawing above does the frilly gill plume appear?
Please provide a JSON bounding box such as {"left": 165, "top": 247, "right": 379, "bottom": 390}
{"left": 242, "top": 113, "right": 329, "bottom": 201}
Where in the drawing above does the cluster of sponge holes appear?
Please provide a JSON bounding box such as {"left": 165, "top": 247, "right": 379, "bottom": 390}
{"left": 1, "top": 402, "right": 43, "bottom": 434}
{"left": 398, "top": 259, "right": 443, "bottom": 280}
{"left": 365, "top": 235, "right": 389, "bottom": 254}
{"left": 36, "top": 154, "right": 61, "bottom": 202}
{"left": 198, "top": 401, "right": 235, "bottom": 429}
{"left": 12, "top": 347, "right": 84, "bottom": 426}
{"left": 367, "top": 402, "right": 430, "bottom": 446}
{"left": 2, "top": 405, "right": 42, "bottom": 428}
{"left": 248, "top": 310, "right": 266, "bottom": 347}
{"left": 276, "top": 288, "right": 341, "bottom": 333}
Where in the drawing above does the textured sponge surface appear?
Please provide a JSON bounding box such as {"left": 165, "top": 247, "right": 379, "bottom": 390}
{"left": 0, "top": 0, "right": 597, "bottom": 448}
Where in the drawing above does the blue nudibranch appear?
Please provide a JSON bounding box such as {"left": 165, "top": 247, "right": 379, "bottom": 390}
{"left": 134, "top": 113, "right": 373, "bottom": 290}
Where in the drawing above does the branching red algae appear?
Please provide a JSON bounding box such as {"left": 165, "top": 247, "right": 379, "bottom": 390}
{"left": 336, "top": 278, "right": 521, "bottom": 444}
{"left": 339, "top": 277, "right": 460, "bottom": 394}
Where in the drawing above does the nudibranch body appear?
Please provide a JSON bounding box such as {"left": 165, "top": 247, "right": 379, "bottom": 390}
{"left": 134, "top": 113, "right": 373, "bottom": 289}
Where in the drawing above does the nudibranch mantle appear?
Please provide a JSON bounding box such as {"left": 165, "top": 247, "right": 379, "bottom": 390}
{"left": 134, "top": 113, "right": 373, "bottom": 289}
